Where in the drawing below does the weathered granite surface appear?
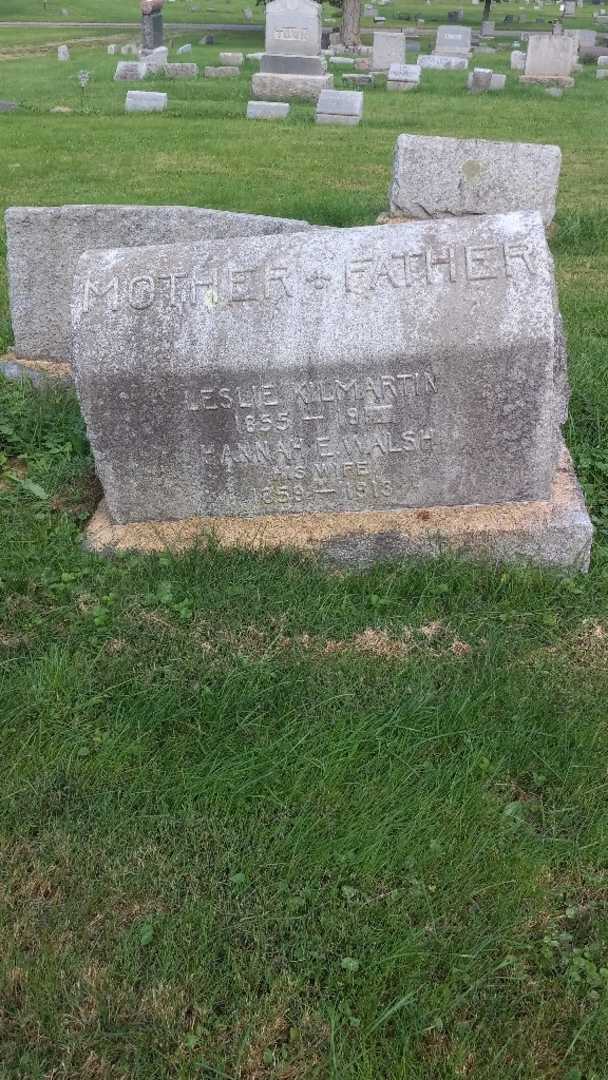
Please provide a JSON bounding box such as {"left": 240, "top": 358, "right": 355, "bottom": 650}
{"left": 522, "top": 33, "right": 577, "bottom": 79}
{"left": 387, "top": 62, "right": 421, "bottom": 88}
{"left": 511, "top": 49, "right": 526, "bottom": 70}
{"left": 434, "top": 24, "right": 471, "bottom": 55}
{"left": 251, "top": 71, "right": 332, "bottom": 98}
{"left": 468, "top": 66, "right": 493, "bottom": 91}
{"left": 163, "top": 62, "right": 199, "bottom": 78}
{"left": 219, "top": 51, "right": 244, "bottom": 64}
{"left": 419, "top": 53, "right": 468, "bottom": 69}
{"left": 125, "top": 90, "right": 167, "bottom": 111}
{"left": 371, "top": 30, "right": 405, "bottom": 70}
{"left": 204, "top": 65, "right": 239, "bottom": 77}
{"left": 265, "top": 0, "right": 322, "bottom": 56}
{"left": 388, "top": 134, "right": 561, "bottom": 225}
{"left": 83, "top": 449, "right": 593, "bottom": 573}
{"left": 114, "top": 61, "right": 146, "bottom": 80}
{"left": 72, "top": 211, "right": 566, "bottom": 526}
{"left": 260, "top": 53, "right": 325, "bottom": 74}
{"left": 490, "top": 72, "right": 506, "bottom": 90}
{"left": 247, "top": 99, "right": 290, "bottom": 118}
{"left": 5, "top": 205, "right": 313, "bottom": 363}
{"left": 316, "top": 88, "right": 363, "bottom": 123}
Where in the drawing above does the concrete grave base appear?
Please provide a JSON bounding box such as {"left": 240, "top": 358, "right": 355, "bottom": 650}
{"left": 84, "top": 449, "right": 592, "bottom": 573}
{"left": 0, "top": 352, "right": 73, "bottom": 386}
{"left": 519, "top": 74, "right": 575, "bottom": 86}
{"left": 251, "top": 72, "right": 333, "bottom": 99}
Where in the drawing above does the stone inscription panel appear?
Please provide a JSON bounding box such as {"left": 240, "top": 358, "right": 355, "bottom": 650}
{"left": 265, "top": 0, "right": 321, "bottom": 56}
{"left": 72, "top": 212, "right": 561, "bottom": 525}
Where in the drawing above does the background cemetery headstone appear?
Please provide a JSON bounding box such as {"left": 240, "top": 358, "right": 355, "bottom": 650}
{"left": 387, "top": 63, "right": 421, "bottom": 89}
{"left": 521, "top": 33, "right": 577, "bottom": 84}
{"left": 5, "top": 206, "right": 314, "bottom": 364}
{"left": 434, "top": 24, "right": 472, "bottom": 56}
{"left": 125, "top": 90, "right": 167, "bottom": 112}
{"left": 140, "top": 0, "right": 164, "bottom": 50}
{"left": 114, "top": 61, "right": 147, "bottom": 80}
{"left": 72, "top": 212, "right": 591, "bottom": 571}
{"left": 388, "top": 134, "right": 561, "bottom": 224}
{"left": 372, "top": 31, "right": 406, "bottom": 70}
{"left": 247, "top": 100, "right": 290, "bottom": 118}
{"left": 419, "top": 53, "right": 468, "bottom": 68}
{"left": 316, "top": 88, "right": 363, "bottom": 123}
{"left": 252, "top": 0, "right": 333, "bottom": 99}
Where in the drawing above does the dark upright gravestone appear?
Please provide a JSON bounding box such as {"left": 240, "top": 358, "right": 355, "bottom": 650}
{"left": 141, "top": 0, "right": 164, "bottom": 50}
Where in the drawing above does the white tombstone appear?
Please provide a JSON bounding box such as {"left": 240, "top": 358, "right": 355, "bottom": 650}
{"left": 387, "top": 62, "right": 421, "bottom": 88}
{"left": 247, "top": 99, "right": 290, "bottom": 117}
{"left": 144, "top": 46, "right": 169, "bottom": 72}
{"left": 57, "top": 45, "right": 70, "bottom": 61}
{"left": 265, "top": 0, "right": 322, "bottom": 56}
{"left": 419, "top": 53, "right": 468, "bottom": 69}
{"left": 511, "top": 49, "right": 526, "bottom": 69}
{"left": 434, "top": 25, "right": 472, "bottom": 56}
{"left": 372, "top": 31, "right": 406, "bottom": 70}
{"left": 522, "top": 34, "right": 577, "bottom": 81}
{"left": 315, "top": 87, "right": 363, "bottom": 124}
{"left": 125, "top": 90, "right": 168, "bottom": 112}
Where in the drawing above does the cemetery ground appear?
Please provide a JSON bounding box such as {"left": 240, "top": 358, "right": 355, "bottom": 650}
{"left": 1, "top": 26, "right": 608, "bottom": 1080}
{"left": 0, "top": 0, "right": 600, "bottom": 33}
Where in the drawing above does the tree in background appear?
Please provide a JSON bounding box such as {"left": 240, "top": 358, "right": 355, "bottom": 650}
{"left": 339, "top": 0, "right": 361, "bottom": 46}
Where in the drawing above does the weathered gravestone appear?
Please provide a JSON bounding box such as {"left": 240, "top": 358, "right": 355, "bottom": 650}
{"left": 468, "top": 66, "right": 493, "bottom": 90}
{"left": 511, "top": 48, "right": 526, "bottom": 69}
{"left": 204, "top": 65, "right": 240, "bottom": 77}
{"left": 142, "top": 45, "right": 168, "bottom": 72}
{"left": 419, "top": 52, "right": 468, "bottom": 68}
{"left": 0, "top": 100, "right": 18, "bottom": 112}
{"left": 315, "top": 87, "right": 363, "bottom": 123}
{"left": 57, "top": 45, "right": 70, "bottom": 60}
{"left": 387, "top": 62, "right": 421, "bottom": 88}
{"left": 252, "top": 0, "right": 332, "bottom": 98}
{"left": 247, "top": 99, "right": 290, "bottom": 117}
{"left": 164, "top": 62, "right": 199, "bottom": 77}
{"left": 521, "top": 33, "right": 577, "bottom": 83}
{"left": 72, "top": 212, "right": 592, "bottom": 570}
{"left": 372, "top": 30, "right": 406, "bottom": 69}
{"left": 5, "top": 205, "right": 313, "bottom": 363}
{"left": 141, "top": 0, "right": 164, "bottom": 49}
{"left": 434, "top": 24, "right": 471, "bottom": 55}
{"left": 388, "top": 134, "right": 561, "bottom": 224}
{"left": 125, "top": 90, "right": 167, "bottom": 111}
{"left": 114, "top": 61, "right": 147, "bottom": 80}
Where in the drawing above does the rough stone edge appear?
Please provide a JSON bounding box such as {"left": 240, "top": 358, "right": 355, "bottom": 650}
{"left": 0, "top": 352, "right": 74, "bottom": 386}
{"left": 83, "top": 447, "right": 593, "bottom": 573}
{"left": 519, "top": 75, "right": 576, "bottom": 87}
{"left": 251, "top": 72, "right": 334, "bottom": 100}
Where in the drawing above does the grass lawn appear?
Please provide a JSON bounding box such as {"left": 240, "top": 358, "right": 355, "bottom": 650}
{"left": 1, "top": 27, "right": 608, "bottom": 1080}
